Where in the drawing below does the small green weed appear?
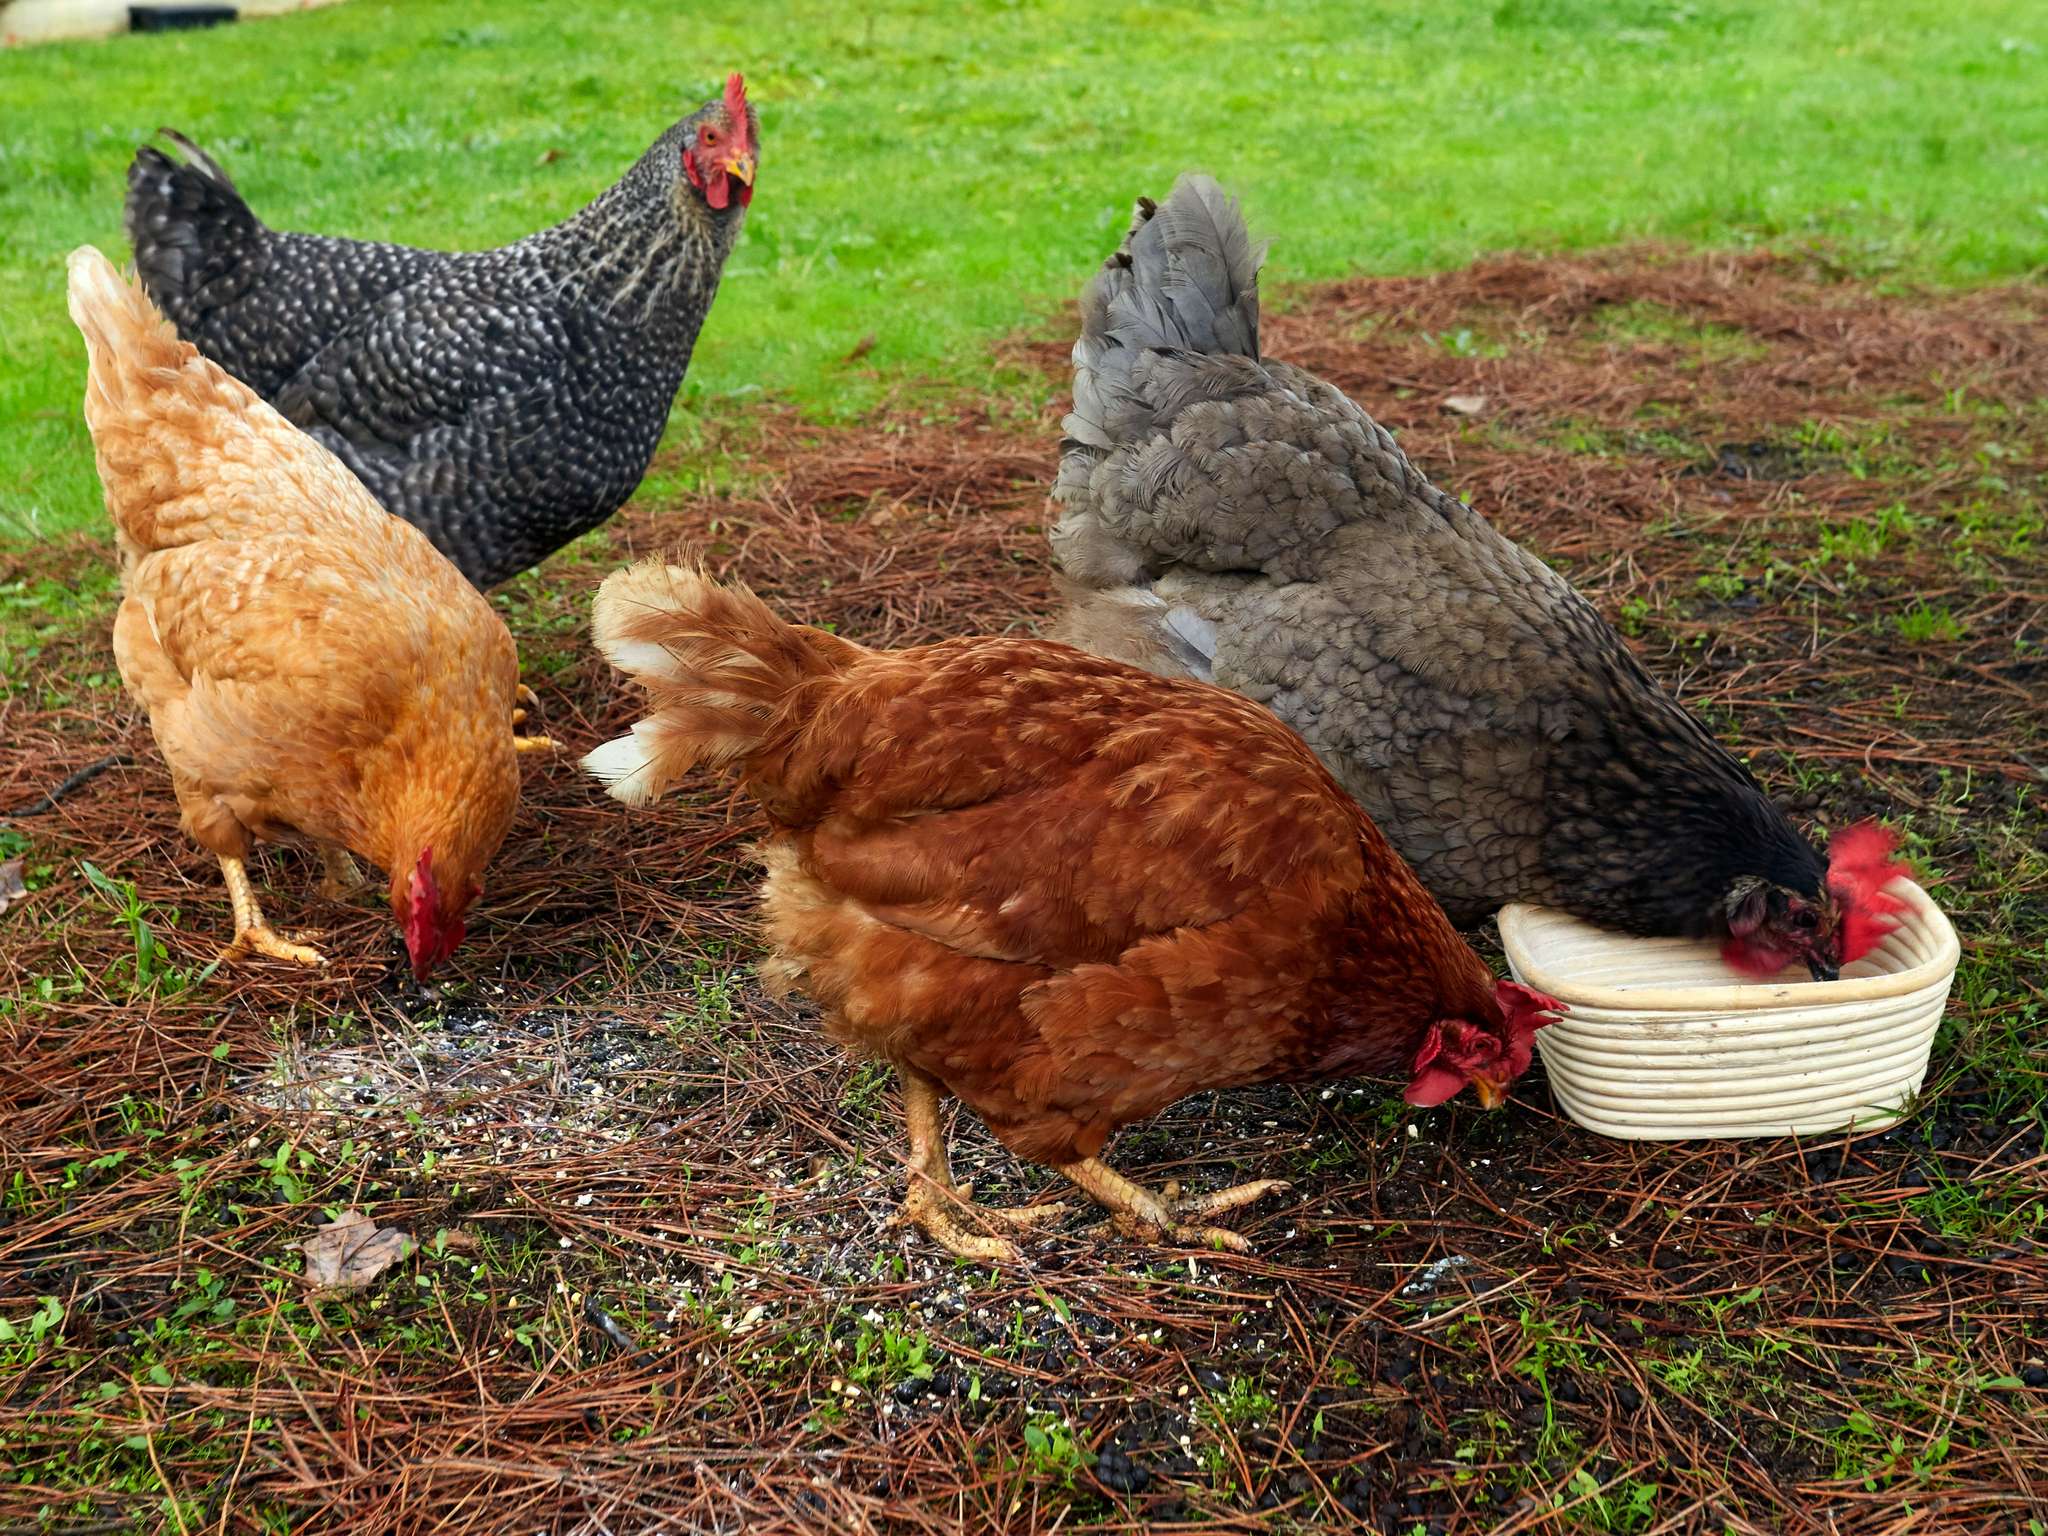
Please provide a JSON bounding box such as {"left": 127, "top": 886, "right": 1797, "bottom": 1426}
{"left": 1894, "top": 601, "right": 1966, "bottom": 644}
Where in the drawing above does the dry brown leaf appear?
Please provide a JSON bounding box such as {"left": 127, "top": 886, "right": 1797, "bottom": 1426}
{"left": 1442, "top": 393, "right": 1489, "bottom": 416}
{"left": 300, "top": 1209, "right": 413, "bottom": 1291}
{"left": 0, "top": 859, "right": 25, "bottom": 919}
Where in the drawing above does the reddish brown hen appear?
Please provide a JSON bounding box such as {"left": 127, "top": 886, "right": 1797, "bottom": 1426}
{"left": 584, "top": 562, "right": 1559, "bottom": 1259}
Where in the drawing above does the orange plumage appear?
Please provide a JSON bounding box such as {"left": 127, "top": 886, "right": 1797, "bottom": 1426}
{"left": 66, "top": 246, "right": 526, "bottom": 977}
{"left": 585, "top": 561, "right": 1557, "bottom": 1258}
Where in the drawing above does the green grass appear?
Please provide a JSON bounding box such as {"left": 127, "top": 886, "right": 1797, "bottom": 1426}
{"left": 3, "top": 0, "right": 2046, "bottom": 542}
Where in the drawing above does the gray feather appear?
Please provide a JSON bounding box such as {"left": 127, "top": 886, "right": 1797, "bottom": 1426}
{"left": 1049, "top": 175, "right": 1829, "bottom": 944}
{"left": 120, "top": 93, "right": 757, "bottom": 590}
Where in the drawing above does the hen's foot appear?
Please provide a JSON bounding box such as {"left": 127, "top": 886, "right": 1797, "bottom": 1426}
{"left": 893, "top": 1065, "right": 1066, "bottom": 1263}
{"left": 218, "top": 856, "right": 328, "bottom": 969}
{"left": 317, "top": 846, "right": 367, "bottom": 901}
{"left": 1060, "top": 1158, "right": 1288, "bottom": 1253}
{"left": 225, "top": 925, "right": 328, "bottom": 969}
{"left": 950, "top": 1184, "right": 1071, "bottom": 1227}
{"left": 511, "top": 685, "right": 558, "bottom": 753}
{"left": 895, "top": 1179, "right": 1070, "bottom": 1262}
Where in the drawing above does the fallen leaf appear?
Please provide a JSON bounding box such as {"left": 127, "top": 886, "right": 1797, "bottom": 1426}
{"left": 841, "top": 332, "right": 878, "bottom": 364}
{"left": 0, "top": 859, "right": 26, "bottom": 918}
{"left": 300, "top": 1209, "right": 413, "bottom": 1291}
{"left": 535, "top": 147, "right": 564, "bottom": 166}
{"left": 1442, "top": 393, "right": 1489, "bottom": 417}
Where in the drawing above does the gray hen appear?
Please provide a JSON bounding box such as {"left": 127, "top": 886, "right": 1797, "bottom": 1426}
{"left": 124, "top": 75, "right": 758, "bottom": 590}
{"left": 1052, "top": 175, "right": 1869, "bottom": 982}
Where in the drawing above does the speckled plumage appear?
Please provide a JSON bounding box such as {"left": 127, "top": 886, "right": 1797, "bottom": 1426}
{"left": 1051, "top": 176, "right": 1826, "bottom": 940}
{"left": 122, "top": 90, "right": 757, "bottom": 589}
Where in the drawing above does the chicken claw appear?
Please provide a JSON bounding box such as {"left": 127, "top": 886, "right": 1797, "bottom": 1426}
{"left": 1171, "top": 1178, "right": 1295, "bottom": 1220}
{"left": 901, "top": 1179, "right": 1028, "bottom": 1265}
{"left": 895, "top": 1067, "right": 1068, "bottom": 1263}
{"left": 511, "top": 685, "right": 560, "bottom": 754}
{"left": 1059, "top": 1158, "right": 1288, "bottom": 1254}
{"left": 219, "top": 856, "right": 328, "bottom": 969}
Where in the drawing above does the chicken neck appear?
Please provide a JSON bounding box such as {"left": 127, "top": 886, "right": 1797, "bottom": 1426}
{"left": 532, "top": 137, "right": 744, "bottom": 341}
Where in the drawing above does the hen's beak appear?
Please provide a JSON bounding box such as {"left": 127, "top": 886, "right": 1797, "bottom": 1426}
{"left": 1473, "top": 1078, "right": 1507, "bottom": 1111}
{"left": 1806, "top": 954, "right": 1841, "bottom": 984}
{"left": 724, "top": 153, "right": 756, "bottom": 187}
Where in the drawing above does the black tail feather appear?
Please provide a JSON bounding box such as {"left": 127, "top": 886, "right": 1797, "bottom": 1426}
{"left": 123, "top": 130, "right": 260, "bottom": 325}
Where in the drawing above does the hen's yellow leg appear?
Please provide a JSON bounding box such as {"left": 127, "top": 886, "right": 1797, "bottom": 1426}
{"left": 219, "top": 856, "right": 326, "bottom": 968}
{"left": 317, "top": 845, "right": 366, "bottom": 901}
{"left": 1056, "top": 1157, "right": 1289, "bottom": 1254}
{"left": 512, "top": 683, "right": 559, "bottom": 755}
{"left": 896, "top": 1066, "right": 1067, "bottom": 1263}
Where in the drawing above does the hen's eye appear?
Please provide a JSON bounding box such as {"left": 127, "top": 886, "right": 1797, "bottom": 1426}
{"left": 1792, "top": 909, "right": 1819, "bottom": 930}
{"left": 703, "top": 128, "right": 720, "bottom": 146}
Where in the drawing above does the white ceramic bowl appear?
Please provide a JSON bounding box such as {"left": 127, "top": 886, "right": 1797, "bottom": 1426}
{"left": 1497, "top": 879, "right": 1959, "bottom": 1140}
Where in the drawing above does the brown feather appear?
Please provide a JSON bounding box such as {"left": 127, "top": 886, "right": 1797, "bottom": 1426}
{"left": 588, "top": 564, "right": 1521, "bottom": 1168}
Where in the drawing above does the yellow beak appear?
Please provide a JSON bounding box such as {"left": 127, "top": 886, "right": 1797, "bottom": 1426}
{"left": 1473, "top": 1079, "right": 1507, "bottom": 1111}
{"left": 725, "top": 153, "right": 756, "bottom": 187}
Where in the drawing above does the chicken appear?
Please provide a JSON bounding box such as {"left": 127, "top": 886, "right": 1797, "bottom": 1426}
{"left": 1051, "top": 176, "right": 1906, "bottom": 983}
{"left": 66, "top": 246, "right": 526, "bottom": 978}
{"left": 122, "top": 74, "right": 759, "bottom": 590}
{"left": 581, "top": 561, "right": 1560, "bottom": 1260}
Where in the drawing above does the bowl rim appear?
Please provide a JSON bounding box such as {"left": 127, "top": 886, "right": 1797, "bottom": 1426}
{"left": 1498, "top": 878, "right": 1959, "bottom": 1014}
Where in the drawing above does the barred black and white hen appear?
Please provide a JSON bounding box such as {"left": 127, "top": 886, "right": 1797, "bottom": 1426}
{"left": 1051, "top": 175, "right": 1903, "bottom": 982}
{"left": 124, "top": 75, "right": 758, "bottom": 589}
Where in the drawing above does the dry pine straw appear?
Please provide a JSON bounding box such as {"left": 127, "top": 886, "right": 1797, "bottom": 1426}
{"left": 0, "top": 245, "right": 2044, "bottom": 1535}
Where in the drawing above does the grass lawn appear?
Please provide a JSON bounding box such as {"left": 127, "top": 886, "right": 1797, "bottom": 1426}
{"left": 2, "top": 0, "right": 2045, "bottom": 544}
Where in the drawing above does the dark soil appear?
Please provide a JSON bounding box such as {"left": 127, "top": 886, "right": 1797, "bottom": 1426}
{"left": 1, "top": 245, "right": 2043, "bottom": 1535}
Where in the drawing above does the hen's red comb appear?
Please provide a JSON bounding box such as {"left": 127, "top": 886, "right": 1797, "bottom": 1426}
{"left": 1827, "top": 821, "right": 1910, "bottom": 964}
{"left": 725, "top": 73, "right": 750, "bottom": 130}
{"left": 1494, "top": 979, "right": 1563, "bottom": 1077}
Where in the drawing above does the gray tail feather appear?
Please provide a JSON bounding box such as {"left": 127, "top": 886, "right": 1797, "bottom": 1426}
{"left": 123, "top": 130, "right": 259, "bottom": 319}
{"left": 1060, "top": 174, "right": 1265, "bottom": 458}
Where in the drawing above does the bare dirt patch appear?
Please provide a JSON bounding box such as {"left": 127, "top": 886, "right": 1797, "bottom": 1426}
{"left": 2, "top": 246, "right": 2043, "bottom": 1534}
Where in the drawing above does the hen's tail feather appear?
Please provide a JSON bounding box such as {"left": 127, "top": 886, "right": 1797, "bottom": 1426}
{"left": 582, "top": 560, "right": 863, "bottom": 806}
{"left": 66, "top": 246, "right": 186, "bottom": 392}
{"left": 123, "top": 130, "right": 259, "bottom": 320}
{"left": 1061, "top": 174, "right": 1265, "bottom": 457}
{"left": 69, "top": 246, "right": 212, "bottom": 553}
{"left": 69, "top": 245, "right": 362, "bottom": 556}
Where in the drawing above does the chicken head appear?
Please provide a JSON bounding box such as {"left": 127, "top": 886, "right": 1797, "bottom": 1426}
{"left": 682, "top": 73, "right": 756, "bottom": 210}
{"left": 394, "top": 847, "right": 476, "bottom": 982}
{"left": 1404, "top": 980, "right": 1561, "bottom": 1110}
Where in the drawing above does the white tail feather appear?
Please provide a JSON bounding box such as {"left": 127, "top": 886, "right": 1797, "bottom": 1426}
{"left": 580, "top": 728, "right": 664, "bottom": 806}
{"left": 579, "top": 558, "right": 863, "bottom": 809}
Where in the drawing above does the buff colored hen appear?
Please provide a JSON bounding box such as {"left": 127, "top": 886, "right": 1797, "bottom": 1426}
{"left": 67, "top": 245, "right": 540, "bottom": 978}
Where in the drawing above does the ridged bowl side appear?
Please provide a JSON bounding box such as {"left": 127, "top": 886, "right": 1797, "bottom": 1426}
{"left": 1499, "top": 881, "right": 1959, "bottom": 1141}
